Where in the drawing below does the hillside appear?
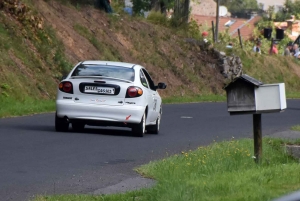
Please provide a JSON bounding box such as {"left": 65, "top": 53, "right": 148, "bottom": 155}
{"left": 1, "top": 0, "right": 300, "bottom": 117}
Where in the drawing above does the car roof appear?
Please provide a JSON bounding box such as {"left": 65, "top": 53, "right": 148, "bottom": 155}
{"left": 81, "top": 60, "right": 137, "bottom": 68}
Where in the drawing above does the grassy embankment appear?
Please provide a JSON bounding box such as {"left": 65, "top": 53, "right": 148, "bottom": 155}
{"left": 34, "top": 138, "right": 300, "bottom": 201}
{"left": 1, "top": 0, "right": 300, "bottom": 118}
{"left": 0, "top": 0, "right": 71, "bottom": 117}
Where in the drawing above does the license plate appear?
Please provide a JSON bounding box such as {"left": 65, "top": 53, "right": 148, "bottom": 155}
{"left": 85, "top": 86, "right": 115, "bottom": 94}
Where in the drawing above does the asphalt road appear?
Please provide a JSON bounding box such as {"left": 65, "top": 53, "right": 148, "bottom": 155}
{"left": 1, "top": 100, "right": 300, "bottom": 201}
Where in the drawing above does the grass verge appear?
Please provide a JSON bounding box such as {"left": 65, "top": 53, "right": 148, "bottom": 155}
{"left": 162, "top": 94, "right": 226, "bottom": 104}
{"left": 291, "top": 125, "right": 300, "bottom": 132}
{"left": 1, "top": 94, "right": 299, "bottom": 118}
{"left": 34, "top": 138, "right": 300, "bottom": 201}
{"left": 0, "top": 97, "right": 55, "bottom": 118}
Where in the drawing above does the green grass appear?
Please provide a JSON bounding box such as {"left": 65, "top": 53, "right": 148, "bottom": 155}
{"left": 73, "top": 24, "right": 122, "bottom": 61}
{"left": 162, "top": 94, "right": 226, "bottom": 104}
{"left": 33, "top": 138, "right": 300, "bottom": 201}
{"left": 291, "top": 125, "right": 300, "bottom": 131}
{"left": 0, "top": 97, "right": 55, "bottom": 118}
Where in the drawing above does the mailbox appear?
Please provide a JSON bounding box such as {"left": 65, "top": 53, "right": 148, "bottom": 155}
{"left": 224, "top": 74, "right": 286, "bottom": 115}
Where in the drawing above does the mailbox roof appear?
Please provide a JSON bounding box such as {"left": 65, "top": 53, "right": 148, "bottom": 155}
{"left": 224, "top": 74, "right": 264, "bottom": 89}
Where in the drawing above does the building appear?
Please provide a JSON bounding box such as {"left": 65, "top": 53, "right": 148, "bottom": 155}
{"left": 191, "top": 15, "right": 261, "bottom": 39}
{"left": 274, "top": 15, "right": 300, "bottom": 41}
{"left": 190, "top": 0, "right": 292, "bottom": 14}
{"left": 256, "top": 0, "right": 286, "bottom": 12}
{"left": 190, "top": 0, "right": 216, "bottom": 16}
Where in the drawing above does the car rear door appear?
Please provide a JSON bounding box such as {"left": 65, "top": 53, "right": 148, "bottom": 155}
{"left": 140, "top": 69, "right": 160, "bottom": 123}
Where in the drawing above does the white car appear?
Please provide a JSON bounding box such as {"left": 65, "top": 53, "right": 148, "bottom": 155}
{"left": 55, "top": 60, "right": 167, "bottom": 137}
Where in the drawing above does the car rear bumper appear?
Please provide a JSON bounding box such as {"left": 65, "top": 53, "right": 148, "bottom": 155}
{"left": 56, "top": 100, "right": 145, "bottom": 124}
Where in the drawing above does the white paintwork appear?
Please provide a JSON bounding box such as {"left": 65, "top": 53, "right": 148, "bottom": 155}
{"left": 81, "top": 60, "right": 136, "bottom": 68}
{"left": 219, "top": 6, "right": 228, "bottom": 17}
{"left": 56, "top": 61, "right": 163, "bottom": 127}
{"left": 255, "top": 83, "right": 286, "bottom": 112}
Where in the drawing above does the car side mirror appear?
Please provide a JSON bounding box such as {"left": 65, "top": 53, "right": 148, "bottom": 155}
{"left": 156, "top": 82, "right": 167, "bottom": 90}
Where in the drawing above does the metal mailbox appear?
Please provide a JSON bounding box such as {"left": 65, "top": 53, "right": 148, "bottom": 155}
{"left": 224, "top": 74, "right": 286, "bottom": 115}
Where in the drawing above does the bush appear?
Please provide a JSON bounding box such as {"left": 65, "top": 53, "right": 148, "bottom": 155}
{"left": 147, "top": 11, "right": 169, "bottom": 26}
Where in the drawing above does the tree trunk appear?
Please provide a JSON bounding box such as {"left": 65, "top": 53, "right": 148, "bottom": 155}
{"left": 160, "top": 1, "right": 167, "bottom": 14}
{"left": 151, "top": 0, "right": 160, "bottom": 11}
{"left": 173, "top": 0, "right": 190, "bottom": 25}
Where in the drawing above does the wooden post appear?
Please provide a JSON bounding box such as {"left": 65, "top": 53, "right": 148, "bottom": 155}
{"left": 215, "top": 0, "right": 220, "bottom": 42}
{"left": 212, "top": 21, "right": 215, "bottom": 43}
{"left": 238, "top": 29, "right": 243, "bottom": 49}
{"left": 253, "top": 114, "right": 262, "bottom": 164}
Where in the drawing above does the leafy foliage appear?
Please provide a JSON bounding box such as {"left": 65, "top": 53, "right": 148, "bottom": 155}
{"left": 132, "top": 0, "right": 151, "bottom": 16}
{"left": 284, "top": 0, "right": 300, "bottom": 18}
{"left": 272, "top": 0, "right": 300, "bottom": 21}
{"left": 132, "top": 0, "right": 174, "bottom": 16}
{"left": 215, "top": 0, "right": 259, "bottom": 18}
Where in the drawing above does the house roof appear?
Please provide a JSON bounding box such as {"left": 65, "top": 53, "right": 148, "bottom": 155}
{"left": 274, "top": 20, "right": 300, "bottom": 41}
{"left": 191, "top": 15, "right": 261, "bottom": 39}
{"left": 224, "top": 74, "right": 264, "bottom": 89}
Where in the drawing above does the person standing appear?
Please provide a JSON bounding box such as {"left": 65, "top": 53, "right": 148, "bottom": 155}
{"left": 269, "top": 41, "right": 278, "bottom": 55}
{"left": 98, "top": 0, "right": 113, "bottom": 13}
{"left": 200, "top": 31, "right": 211, "bottom": 51}
{"left": 283, "top": 42, "right": 293, "bottom": 56}
{"left": 226, "top": 42, "right": 233, "bottom": 49}
{"left": 293, "top": 44, "right": 300, "bottom": 58}
{"left": 202, "top": 31, "right": 209, "bottom": 43}
{"left": 253, "top": 40, "right": 261, "bottom": 54}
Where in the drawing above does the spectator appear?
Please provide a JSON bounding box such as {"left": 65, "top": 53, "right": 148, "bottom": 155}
{"left": 283, "top": 42, "right": 293, "bottom": 56}
{"left": 269, "top": 41, "right": 278, "bottom": 55}
{"left": 226, "top": 42, "right": 233, "bottom": 49}
{"left": 97, "top": 0, "right": 113, "bottom": 13}
{"left": 253, "top": 40, "right": 261, "bottom": 54}
{"left": 202, "top": 31, "right": 209, "bottom": 43}
{"left": 293, "top": 44, "right": 300, "bottom": 58}
{"left": 200, "top": 31, "right": 211, "bottom": 51}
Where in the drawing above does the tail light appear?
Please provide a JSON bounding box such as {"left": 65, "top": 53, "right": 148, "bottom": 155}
{"left": 59, "top": 81, "right": 73, "bottom": 94}
{"left": 126, "top": 86, "right": 143, "bottom": 98}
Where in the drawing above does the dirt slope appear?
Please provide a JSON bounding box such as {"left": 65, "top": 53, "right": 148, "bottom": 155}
{"left": 2, "top": 0, "right": 300, "bottom": 104}
{"left": 34, "top": 0, "right": 224, "bottom": 98}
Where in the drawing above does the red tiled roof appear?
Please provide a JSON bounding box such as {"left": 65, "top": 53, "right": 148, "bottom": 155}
{"left": 274, "top": 21, "right": 300, "bottom": 41}
{"left": 274, "top": 22, "right": 288, "bottom": 29}
{"left": 190, "top": 15, "right": 261, "bottom": 39}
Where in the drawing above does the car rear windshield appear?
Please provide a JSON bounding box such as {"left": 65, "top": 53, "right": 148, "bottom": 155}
{"left": 71, "top": 64, "right": 135, "bottom": 81}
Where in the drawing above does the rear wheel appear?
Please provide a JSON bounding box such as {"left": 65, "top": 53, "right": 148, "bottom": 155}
{"left": 55, "top": 113, "right": 69, "bottom": 132}
{"left": 132, "top": 112, "right": 146, "bottom": 137}
{"left": 147, "top": 112, "right": 160, "bottom": 134}
{"left": 147, "top": 115, "right": 160, "bottom": 134}
{"left": 72, "top": 122, "right": 85, "bottom": 132}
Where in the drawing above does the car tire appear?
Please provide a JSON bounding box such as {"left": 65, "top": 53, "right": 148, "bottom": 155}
{"left": 147, "top": 112, "right": 160, "bottom": 134}
{"left": 55, "top": 113, "right": 69, "bottom": 132}
{"left": 132, "top": 112, "right": 146, "bottom": 137}
{"left": 72, "top": 122, "right": 85, "bottom": 132}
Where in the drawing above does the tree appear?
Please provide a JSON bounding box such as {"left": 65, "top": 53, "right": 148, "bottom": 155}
{"left": 284, "top": 0, "right": 300, "bottom": 18}
{"left": 270, "top": 0, "right": 300, "bottom": 21}
{"left": 132, "top": 0, "right": 151, "bottom": 16}
{"left": 172, "top": 0, "right": 190, "bottom": 26}
{"left": 132, "top": 0, "right": 173, "bottom": 15}
{"left": 214, "top": 0, "right": 259, "bottom": 18}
